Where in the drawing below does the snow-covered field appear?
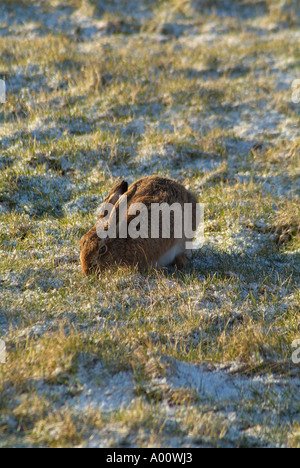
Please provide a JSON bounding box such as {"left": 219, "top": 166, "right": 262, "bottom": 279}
{"left": 0, "top": 0, "right": 299, "bottom": 447}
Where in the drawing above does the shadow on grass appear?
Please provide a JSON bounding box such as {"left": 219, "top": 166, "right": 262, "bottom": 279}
{"left": 159, "top": 248, "right": 300, "bottom": 287}
{"left": 191, "top": 0, "right": 268, "bottom": 19}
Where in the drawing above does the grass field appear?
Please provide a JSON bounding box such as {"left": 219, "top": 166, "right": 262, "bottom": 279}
{"left": 0, "top": 0, "right": 299, "bottom": 447}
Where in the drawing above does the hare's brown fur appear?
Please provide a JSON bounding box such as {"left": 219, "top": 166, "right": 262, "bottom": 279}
{"left": 80, "top": 175, "right": 198, "bottom": 275}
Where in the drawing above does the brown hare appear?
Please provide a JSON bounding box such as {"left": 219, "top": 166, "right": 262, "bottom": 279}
{"left": 80, "top": 175, "right": 199, "bottom": 275}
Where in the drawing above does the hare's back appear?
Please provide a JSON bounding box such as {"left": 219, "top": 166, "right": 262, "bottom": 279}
{"left": 128, "top": 176, "right": 195, "bottom": 205}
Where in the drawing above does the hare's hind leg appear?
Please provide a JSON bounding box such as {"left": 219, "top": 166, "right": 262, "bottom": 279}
{"left": 156, "top": 242, "right": 184, "bottom": 267}
{"left": 173, "top": 252, "right": 187, "bottom": 269}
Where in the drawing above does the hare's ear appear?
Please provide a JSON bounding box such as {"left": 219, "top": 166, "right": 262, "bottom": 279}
{"left": 105, "top": 180, "right": 128, "bottom": 206}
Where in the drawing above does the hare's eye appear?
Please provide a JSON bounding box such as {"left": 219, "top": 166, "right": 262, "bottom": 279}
{"left": 99, "top": 245, "right": 108, "bottom": 256}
